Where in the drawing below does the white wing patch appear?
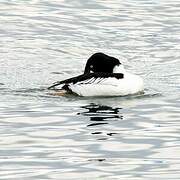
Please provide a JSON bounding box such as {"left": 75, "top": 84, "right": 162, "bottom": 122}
{"left": 74, "top": 77, "right": 118, "bottom": 86}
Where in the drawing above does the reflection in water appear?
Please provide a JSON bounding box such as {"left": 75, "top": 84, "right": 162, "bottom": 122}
{"left": 79, "top": 103, "right": 123, "bottom": 127}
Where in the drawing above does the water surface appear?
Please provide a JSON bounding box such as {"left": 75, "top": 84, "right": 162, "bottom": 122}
{"left": 0, "top": 0, "right": 180, "bottom": 179}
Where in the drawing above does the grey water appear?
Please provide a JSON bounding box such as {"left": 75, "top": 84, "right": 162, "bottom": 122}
{"left": 0, "top": 0, "right": 180, "bottom": 179}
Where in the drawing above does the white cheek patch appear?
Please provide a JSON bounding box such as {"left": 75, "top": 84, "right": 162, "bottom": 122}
{"left": 90, "top": 65, "right": 94, "bottom": 73}
{"left": 113, "top": 65, "right": 126, "bottom": 73}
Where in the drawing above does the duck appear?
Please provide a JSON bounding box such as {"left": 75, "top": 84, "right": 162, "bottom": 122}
{"left": 48, "top": 52, "right": 144, "bottom": 97}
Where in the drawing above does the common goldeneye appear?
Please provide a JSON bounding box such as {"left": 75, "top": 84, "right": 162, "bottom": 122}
{"left": 48, "top": 53, "right": 144, "bottom": 96}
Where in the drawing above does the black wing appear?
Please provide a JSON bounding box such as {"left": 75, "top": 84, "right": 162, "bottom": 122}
{"left": 48, "top": 72, "right": 124, "bottom": 90}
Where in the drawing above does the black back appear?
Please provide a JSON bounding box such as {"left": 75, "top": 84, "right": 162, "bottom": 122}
{"left": 48, "top": 72, "right": 124, "bottom": 89}
{"left": 84, "top": 52, "right": 121, "bottom": 73}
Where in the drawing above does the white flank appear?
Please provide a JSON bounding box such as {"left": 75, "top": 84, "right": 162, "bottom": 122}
{"left": 68, "top": 72, "right": 144, "bottom": 97}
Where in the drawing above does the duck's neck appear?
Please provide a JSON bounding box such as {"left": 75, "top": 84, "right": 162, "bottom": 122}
{"left": 113, "top": 65, "right": 126, "bottom": 74}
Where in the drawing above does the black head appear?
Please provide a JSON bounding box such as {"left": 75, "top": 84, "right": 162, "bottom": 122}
{"left": 84, "top": 52, "right": 121, "bottom": 74}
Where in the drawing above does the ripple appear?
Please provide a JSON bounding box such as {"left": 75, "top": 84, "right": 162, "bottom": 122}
{"left": 0, "top": 0, "right": 180, "bottom": 179}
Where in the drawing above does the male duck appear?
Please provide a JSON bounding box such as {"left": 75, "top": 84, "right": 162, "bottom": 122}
{"left": 48, "top": 53, "right": 144, "bottom": 96}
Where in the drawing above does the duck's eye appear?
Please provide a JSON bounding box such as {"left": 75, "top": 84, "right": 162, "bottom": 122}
{"left": 90, "top": 65, "right": 93, "bottom": 69}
